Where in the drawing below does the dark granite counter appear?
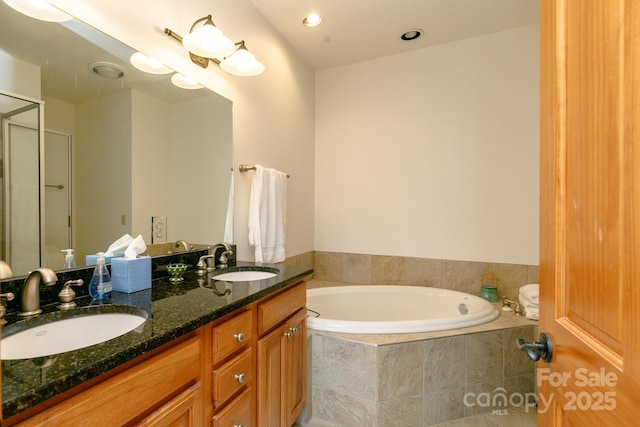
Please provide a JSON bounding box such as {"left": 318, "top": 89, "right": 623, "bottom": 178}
{"left": 1, "top": 262, "right": 313, "bottom": 420}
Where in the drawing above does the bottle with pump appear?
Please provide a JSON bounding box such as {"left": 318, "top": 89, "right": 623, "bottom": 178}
{"left": 61, "top": 249, "right": 76, "bottom": 269}
{"left": 89, "top": 252, "right": 112, "bottom": 300}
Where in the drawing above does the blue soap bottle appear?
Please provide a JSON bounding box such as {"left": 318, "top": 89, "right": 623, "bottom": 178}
{"left": 89, "top": 252, "right": 112, "bottom": 300}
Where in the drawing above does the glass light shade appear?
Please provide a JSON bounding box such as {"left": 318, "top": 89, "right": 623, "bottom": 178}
{"left": 220, "top": 48, "right": 265, "bottom": 77}
{"left": 170, "top": 73, "right": 203, "bottom": 89}
{"left": 3, "top": 0, "right": 72, "bottom": 22}
{"left": 130, "top": 52, "right": 172, "bottom": 74}
{"left": 182, "top": 23, "right": 235, "bottom": 59}
{"left": 303, "top": 13, "right": 324, "bottom": 27}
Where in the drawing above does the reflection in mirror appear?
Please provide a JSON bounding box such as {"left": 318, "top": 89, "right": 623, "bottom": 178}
{"left": 0, "top": 91, "right": 43, "bottom": 275}
{"left": 0, "top": 3, "right": 233, "bottom": 276}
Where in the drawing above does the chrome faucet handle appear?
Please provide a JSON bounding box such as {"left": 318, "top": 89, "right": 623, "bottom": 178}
{"left": 196, "top": 255, "right": 215, "bottom": 276}
{"left": 216, "top": 250, "right": 233, "bottom": 269}
{"left": 58, "top": 279, "right": 84, "bottom": 310}
{"left": 0, "top": 292, "right": 15, "bottom": 325}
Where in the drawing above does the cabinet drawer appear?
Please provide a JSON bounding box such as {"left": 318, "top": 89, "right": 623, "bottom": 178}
{"left": 258, "top": 282, "right": 306, "bottom": 335}
{"left": 212, "top": 309, "right": 253, "bottom": 363}
{"left": 212, "top": 347, "right": 254, "bottom": 408}
{"left": 212, "top": 386, "right": 254, "bottom": 427}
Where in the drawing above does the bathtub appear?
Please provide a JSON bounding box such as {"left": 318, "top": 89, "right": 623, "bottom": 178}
{"left": 306, "top": 285, "right": 499, "bottom": 334}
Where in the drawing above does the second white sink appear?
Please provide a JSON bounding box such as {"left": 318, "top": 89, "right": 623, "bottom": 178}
{"left": 213, "top": 271, "right": 277, "bottom": 281}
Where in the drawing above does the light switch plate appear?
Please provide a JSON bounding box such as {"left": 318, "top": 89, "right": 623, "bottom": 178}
{"left": 151, "top": 216, "right": 167, "bottom": 243}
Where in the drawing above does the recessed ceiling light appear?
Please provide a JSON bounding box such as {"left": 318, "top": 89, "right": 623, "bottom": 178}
{"left": 89, "top": 61, "right": 126, "bottom": 79}
{"left": 401, "top": 28, "right": 423, "bottom": 41}
{"left": 303, "top": 13, "right": 324, "bottom": 27}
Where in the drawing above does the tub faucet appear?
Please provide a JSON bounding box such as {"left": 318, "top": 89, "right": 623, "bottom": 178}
{"left": 18, "top": 268, "right": 58, "bottom": 317}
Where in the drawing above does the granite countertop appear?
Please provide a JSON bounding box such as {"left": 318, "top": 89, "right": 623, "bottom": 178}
{"left": 1, "top": 262, "right": 313, "bottom": 420}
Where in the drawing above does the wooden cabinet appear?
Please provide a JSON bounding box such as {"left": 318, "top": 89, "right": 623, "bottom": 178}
{"left": 14, "top": 334, "right": 203, "bottom": 426}
{"left": 8, "top": 281, "right": 307, "bottom": 427}
{"left": 209, "top": 309, "right": 255, "bottom": 426}
{"left": 257, "top": 283, "right": 307, "bottom": 427}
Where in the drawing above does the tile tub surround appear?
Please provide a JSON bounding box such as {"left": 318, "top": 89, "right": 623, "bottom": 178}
{"left": 302, "top": 283, "right": 538, "bottom": 427}
{"left": 313, "top": 251, "right": 539, "bottom": 302}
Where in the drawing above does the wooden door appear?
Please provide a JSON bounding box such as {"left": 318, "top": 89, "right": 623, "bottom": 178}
{"left": 539, "top": 0, "right": 640, "bottom": 425}
{"left": 257, "top": 325, "right": 284, "bottom": 427}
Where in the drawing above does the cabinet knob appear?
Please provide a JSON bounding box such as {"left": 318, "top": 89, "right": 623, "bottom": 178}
{"left": 234, "top": 373, "right": 245, "bottom": 383}
{"left": 284, "top": 331, "right": 292, "bottom": 338}
{"left": 290, "top": 326, "right": 298, "bottom": 333}
{"left": 233, "top": 424, "right": 244, "bottom": 427}
{"left": 234, "top": 332, "right": 245, "bottom": 342}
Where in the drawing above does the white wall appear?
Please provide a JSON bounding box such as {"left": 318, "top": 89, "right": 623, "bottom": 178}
{"left": 50, "top": 0, "right": 317, "bottom": 262}
{"left": 75, "top": 90, "right": 132, "bottom": 257}
{"left": 315, "top": 25, "right": 540, "bottom": 265}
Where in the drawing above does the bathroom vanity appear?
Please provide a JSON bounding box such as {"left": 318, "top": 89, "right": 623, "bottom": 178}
{"left": 1, "top": 262, "right": 312, "bottom": 426}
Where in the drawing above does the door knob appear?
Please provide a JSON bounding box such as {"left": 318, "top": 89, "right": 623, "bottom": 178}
{"left": 517, "top": 332, "right": 553, "bottom": 363}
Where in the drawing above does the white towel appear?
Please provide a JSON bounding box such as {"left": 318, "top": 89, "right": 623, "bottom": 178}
{"left": 519, "top": 293, "right": 539, "bottom": 309}
{"left": 248, "top": 165, "right": 287, "bottom": 263}
{"left": 524, "top": 306, "right": 539, "bottom": 320}
{"left": 519, "top": 283, "right": 539, "bottom": 304}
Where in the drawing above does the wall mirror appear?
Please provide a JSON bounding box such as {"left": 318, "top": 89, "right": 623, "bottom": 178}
{"left": 0, "top": 2, "right": 233, "bottom": 277}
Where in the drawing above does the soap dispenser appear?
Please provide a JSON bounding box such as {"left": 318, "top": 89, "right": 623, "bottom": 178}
{"left": 61, "top": 249, "right": 76, "bottom": 269}
{"left": 89, "top": 252, "right": 112, "bottom": 300}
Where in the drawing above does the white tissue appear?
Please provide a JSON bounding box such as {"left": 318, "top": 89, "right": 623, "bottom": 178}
{"left": 124, "top": 235, "right": 147, "bottom": 260}
{"left": 105, "top": 234, "right": 133, "bottom": 256}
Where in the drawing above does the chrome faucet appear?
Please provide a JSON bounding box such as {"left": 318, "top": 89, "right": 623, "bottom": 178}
{"left": 211, "top": 242, "right": 233, "bottom": 269}
{"left": 18, "top": 268, "right": 58, "bottom": 317}
{"left": 196, "top": 243, "right": 233, "bottom": 275}
{"left": 174, "top": 240, "right": 192, "bottom": 251}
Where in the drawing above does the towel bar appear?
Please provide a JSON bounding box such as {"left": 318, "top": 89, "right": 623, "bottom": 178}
{"left": 238, "top": 164, "right": 289, "bottom": 178}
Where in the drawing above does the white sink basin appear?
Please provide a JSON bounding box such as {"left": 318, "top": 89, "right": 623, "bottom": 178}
{"left": 213, "top": 271, "right": 277, "bottom": 282}
{"left": 2, "top": 307, "right": 148, "bottom": 360}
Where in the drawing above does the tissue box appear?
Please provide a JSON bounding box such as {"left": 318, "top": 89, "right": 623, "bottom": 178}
{"left": 86, "top": 254, "right": 123, "bottom": 265}
{"left": 111, "top": 256, "right": 152, "bottom": 293}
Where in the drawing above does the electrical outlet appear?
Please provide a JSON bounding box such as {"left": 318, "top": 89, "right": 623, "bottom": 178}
{"left": 151, "top": 216, "right": 167, "bottom": 243}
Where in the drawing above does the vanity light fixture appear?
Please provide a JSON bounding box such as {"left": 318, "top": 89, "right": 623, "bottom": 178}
{"left": 2, "top": 0, "right": 72, "bottom": 22}
{"left": 170, "top": 73, "right": 203, "bottom": 90}
{"left": 165, "top": 14, "right": 265, "bottom": 77}
{"left": 129, "top": 52, "right": 172, "bottom": 74}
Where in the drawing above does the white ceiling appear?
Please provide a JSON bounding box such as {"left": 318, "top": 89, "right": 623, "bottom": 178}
{"left": 249, "top": 0, "right": 540, "bottom": 70}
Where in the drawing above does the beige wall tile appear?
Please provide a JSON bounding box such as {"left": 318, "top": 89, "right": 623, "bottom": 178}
{"left": 378, "top": 341, "right": 423, "bottom": 400}
{"left": 423, "top": 336, "right": 465, "bottom": 393}
{"left": 341, "top": 253, "right": 372, "bottom": 284}
{"left": 378, "top": 395, "right": 423, "bottom": 427}
{"left": 442, "top": 260, "right": 484, "bottom": 295}
{"left": 463, "top": 379, "right": 504, "bottom": 417}
{"left": 312, "top": 387, "right": 377, "bottom": 426}
{"left": 372, "top": 255, "right": 405, "bottom": 285}
{"left": 423, "top": 387, "right": 466, "bottom": 425}
{"left": 403, "top": 257, "right": 443, "bottom": 287}
{"left": 482, "top": 263, "right": 528, "bottom": 301}
{"left": 322, "top": 336, "right": 377, "bottom": 400}
{"left": 314, "top": 251, "right": 343, "bottom": 281}
{"left": 503, "top": 327, "right": 535, "bottom": 377}
{"left": 465, "top": 330, "right": 504, "bottom": 384}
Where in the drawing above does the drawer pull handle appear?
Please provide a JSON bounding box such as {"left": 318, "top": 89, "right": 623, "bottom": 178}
{"left": 290, "top": 327, "right": 298, "bottom": 333}
{"left": 234, "top": 332, "right": 245, "bottom": 342}
{"left": 235, "top": 373, "right": 245, "bottom": 383}
{"left": 284, "top": 331, "right": 292, "bottom": 338}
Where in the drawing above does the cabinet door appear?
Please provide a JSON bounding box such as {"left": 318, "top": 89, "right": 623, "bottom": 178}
{"left": 284, "top": 310, "right": 306, "bottom": 427}
{"left": 136, "top": 382, "right": 203, "bottom": 427}
{"left": 257, "top": 325, "right": 285, "bottom": 427}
